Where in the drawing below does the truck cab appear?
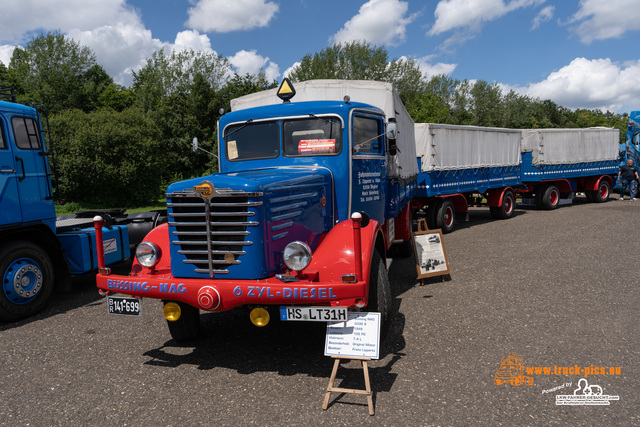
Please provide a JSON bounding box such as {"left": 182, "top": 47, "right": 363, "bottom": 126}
{"left": 96, "top": 79, "right": 418, "bottom": 340}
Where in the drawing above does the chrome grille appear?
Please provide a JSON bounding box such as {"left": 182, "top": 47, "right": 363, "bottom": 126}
{"left": 167, "top": 186, "right": 262, "bottom": 277}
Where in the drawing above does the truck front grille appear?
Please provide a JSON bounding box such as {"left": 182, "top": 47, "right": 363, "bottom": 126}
{"left": 167, "top": 186, "right": 262, "bottom": 277}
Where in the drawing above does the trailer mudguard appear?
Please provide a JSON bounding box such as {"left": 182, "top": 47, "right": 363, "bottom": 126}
{"left": 487, "top": 187, "right": 516, "bottom": 207}
{"left": 582, "top": 175, "right": 614, "bottom": 192}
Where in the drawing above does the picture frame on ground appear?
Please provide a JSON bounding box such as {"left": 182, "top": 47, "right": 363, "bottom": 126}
{"left": 412, "top": 227, "right": 450, "bottom": 279}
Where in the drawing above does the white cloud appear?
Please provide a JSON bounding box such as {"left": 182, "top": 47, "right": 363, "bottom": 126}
{"left": 331, "top": 0, "right": 417, "bottom": 47}
{"left": 531, "top": 5, "right": 554, "bottom": 30}
{"left": 0, "top": 45, "right": 17, "bottom": 66}
{"left": 283, "top": 62, "right": 300, "bottom": 79}
{"left": 186, "top": 0, "right": 278, "bottom": 33}
{"left": 518, "top": 57, "right": 640, "bottom": 112}
{"left": 429, "top": 0, "right": 545, "bottom": 48}
{"left": 228, "top": 49, "right": 280, "bottom": 80}
{"left": 414, "top": 56, "right": 457, "bottom": 78}
{"left": 0, "top": 0, "right": 134, "bottom": 43}
{"left": 567, "top": 0, "right": 640, "bottom": 44}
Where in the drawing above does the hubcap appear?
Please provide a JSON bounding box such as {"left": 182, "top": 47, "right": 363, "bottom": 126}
{"left": 444, "top": 207, "right": 453, "bottom": 227}
{"left": 600, "top": 184, "right": 608, "bottom": 198}
{"left": 3, "top": 259, "right": 43, "bottom": 304}
{"left": 505, "top": 196, "right": 513, "bottom": 214}
{"left": 550, "top": 190, "right": 559, "bottom": 205}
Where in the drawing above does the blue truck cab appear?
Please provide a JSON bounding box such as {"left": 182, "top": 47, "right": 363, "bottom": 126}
{"left": 97, "top": 79, "right": 418, "bottom": 340}
{"left": 0, "top": 89, "right": 129, "bottom": 321}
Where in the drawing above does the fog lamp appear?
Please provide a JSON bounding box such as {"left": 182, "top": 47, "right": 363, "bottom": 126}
{"left": 354, "top": 298, "right": 366, "bottom": 308}
{"left": 136, "top": 242, "right": 161, "bottom": 268}
{"left": 163, "top": 302, "right": 181, "bottom": 321}
{"left": 283, "top": 241, "right": 312, "bottom": 271}
{"left": 250, "top": 307, "right": 270, "bottom": 327}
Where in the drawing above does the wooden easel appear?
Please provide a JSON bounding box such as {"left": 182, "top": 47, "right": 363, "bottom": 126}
{"left": 322, "top": 356, "right": 374, "bottom": 416}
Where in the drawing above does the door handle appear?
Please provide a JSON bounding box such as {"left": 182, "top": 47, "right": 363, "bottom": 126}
{"left": 0, "top": 168, "right": 16, "bottom": 173}
{"left": 15, "top": 156, "right": 25, "bottom": 181}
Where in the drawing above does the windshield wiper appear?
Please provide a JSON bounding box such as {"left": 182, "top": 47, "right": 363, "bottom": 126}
{"left": 225, "top": 119, "right": 253, "bottom": 139}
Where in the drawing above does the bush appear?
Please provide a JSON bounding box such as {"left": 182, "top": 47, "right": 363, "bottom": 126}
{"left": 50, "top": 107, "right": 165, "bottom": 206}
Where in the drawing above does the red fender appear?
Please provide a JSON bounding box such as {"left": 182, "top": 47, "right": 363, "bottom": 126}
{"left": 583, "top": 175, "right": 613, "bottom": 192}
{"left": 306, "top": 218, "right": 382, "bottom": 287}
{"left": 487, "top": 187, "right": 516, "bottom": 207}
{"left": 130, "top": 223, "right": 171, "bottom": 273}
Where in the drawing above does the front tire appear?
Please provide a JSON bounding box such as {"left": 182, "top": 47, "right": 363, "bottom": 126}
{"left": 490, "top": 190, "right": 516, "bottom": 219}
{"left": 591, "top": 181, "right": 610, "bottom": 203}
{"left": 541, "top": 184, "right": 560, "bottom": 210}
{"left": 367, "top": 251, "right": 392, "bottom": 340}
{"left": 164, "top": 301, "right": 200, "bottom": 341}
{"left": 435, "top": 199, "right": 455, "bottom": 233}
{"left": 0, "top": 241, "right": 54, "bottom": 322}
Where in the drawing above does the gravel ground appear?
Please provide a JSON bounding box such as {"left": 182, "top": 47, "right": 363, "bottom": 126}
{"left": 0, "top": 195, "right": 637, "bottom": 426}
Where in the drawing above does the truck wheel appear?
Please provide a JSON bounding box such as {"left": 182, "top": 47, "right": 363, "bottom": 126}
{"left": 368, "top": 251, "right": 392, "bottom": 340}
{"left": 490, "top": 190, "right": 515, "bottom": 220}
{"left": 591, "top": 181, "right": 610, "bottom": 203}
{"left": 435, "top": 199, "right": 455, "bottom": 233}
{"left": 541, "top": 185, "right": 560, "bottom": 210}
{"left": 0, "top": 241, "right": 54, "bottom": 322}
{"left": 164, "top": 301, "right": 200, "bottom": 341}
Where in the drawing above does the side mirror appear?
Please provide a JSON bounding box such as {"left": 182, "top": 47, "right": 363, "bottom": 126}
{"left": 192, "top": 137, "right": 198, "bottom": 152}
{"left": 386, "top": 122, "right": 398, "bottom": 140}
{"left": 387, "top": 122, "right": 398, "bottom": 157}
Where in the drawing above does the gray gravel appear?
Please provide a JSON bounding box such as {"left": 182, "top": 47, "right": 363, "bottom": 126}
{"left": 1, "top": 195, "right": 637, "bottom": 426}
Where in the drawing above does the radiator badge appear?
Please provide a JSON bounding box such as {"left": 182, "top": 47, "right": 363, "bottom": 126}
{"left": 194, "top": 181, "right": 213, "bottom": 198}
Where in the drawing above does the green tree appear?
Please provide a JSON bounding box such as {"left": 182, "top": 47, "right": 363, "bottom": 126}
{"left": 132, "top": 48, "right": 232, "bottom": 180}
{"left": 9, "top": 31, "right": 110, "bottom": 113}
{"left": 50, "top": 107, "right": 164, "bottom": 206}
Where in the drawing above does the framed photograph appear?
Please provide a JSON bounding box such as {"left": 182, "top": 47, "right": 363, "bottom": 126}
{"left": 412, "top": 228, "right": 450, "bottom": 279}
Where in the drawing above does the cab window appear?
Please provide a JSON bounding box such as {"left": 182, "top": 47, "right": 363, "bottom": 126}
{"left": 283, "top": 117, "right": 342, "bottom": 156}
{"left": 225, "top": 121, "right": 279, "bottom": 161}
{"left": 353, "top": 116, "right": 382, "bottom": 155}
{"left": 12, "top": 117, "right": 41, "bottom": 150}
{"left": 0, "top": 122, "right": 5, "bottom": 149}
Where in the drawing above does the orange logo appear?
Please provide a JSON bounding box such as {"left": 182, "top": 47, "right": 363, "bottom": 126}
{"left": 194, "top": 182, "right": 213, "bottom": 198}
{"left": 494, "top": 352, "right": 534, "bottom": 386}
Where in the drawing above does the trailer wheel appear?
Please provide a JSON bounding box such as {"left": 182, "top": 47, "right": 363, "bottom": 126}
{"left": 541, "top": 185, "right": 560, "bottom": 210}
{"left": 164, "top": 301, "right": 200, "bottom": 341}
{"left": 367, "top": 251, "right": 392, "bottom": 340}
{"left": 591, "top": 181, "right": 610, "bottom": 203}
{"left": 490, "top": 190, "right": 515, "bottom": 220}
{"left": 0, "top": 241, "right": 54, "bottom": 322}
{"left": 435, "top": 199, "right": 455, "bottom": 233}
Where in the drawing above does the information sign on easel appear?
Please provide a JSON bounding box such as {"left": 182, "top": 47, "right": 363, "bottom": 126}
{"left": 413, "top": 219, "right": 450, "bottom": 280}
{"left": 322, "top": 312, "right": 380, "bottom": 415}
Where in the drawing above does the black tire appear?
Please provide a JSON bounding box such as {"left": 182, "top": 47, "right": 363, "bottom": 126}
{"left": 591, "top": 181, "right": 610, "bottom": 203}
{"left": 164, "top": 301, "right": 200, "bottom": 341}
{"left": 0, "top": 241, "right": 54, "bottom": 322}
{"left": 367, "top": 251, "right": 392, "bottom": 340}
{"left": 490, "top": 190, "right": 515, "bottom": 220}
{"left": 585, "top": 191, "right": 594, "bottom": 202}
{"left": 435, "top": 199, "right": 455, "bottom": 233}
{"left": 541, "top": 184, "right": 560, "bottom": 210}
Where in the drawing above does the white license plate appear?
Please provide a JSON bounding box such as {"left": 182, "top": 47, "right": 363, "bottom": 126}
{"left": 279, "top": 306, "right": 347, "bottom": 322}
{"left": 107, "top": 296, "right": 141, "bottom": 316}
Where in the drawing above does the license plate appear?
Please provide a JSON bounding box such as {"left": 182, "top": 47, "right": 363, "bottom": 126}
{"left": 107, "top": 296, "right": 141, "bottom": 316}
{"left": 279, "top": 306, "right": 347, "bottom": 322}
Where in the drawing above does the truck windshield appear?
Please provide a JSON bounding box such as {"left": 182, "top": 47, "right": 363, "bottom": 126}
{"left": 225, "top": 121, "right": 279, "bottom": 161}
{"left": 283, "top": 117, "right": 342, "bottom": 157}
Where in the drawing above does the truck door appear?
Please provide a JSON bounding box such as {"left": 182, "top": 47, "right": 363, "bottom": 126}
{"left": 8, "top": 115, "right": 53, "bottom": 224}
{"left": 0, "top": 115, "right": 21, "bottom": 226}
{"left": 350, "top": 113, "right": 387, "bottom": 224}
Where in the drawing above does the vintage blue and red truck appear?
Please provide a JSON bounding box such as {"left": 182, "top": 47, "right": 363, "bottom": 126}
{"left": 94, "top": 79, "right": 619, "bottom": 340}
{"left": 0, "top": 86, "right": 161, "bottom": 321}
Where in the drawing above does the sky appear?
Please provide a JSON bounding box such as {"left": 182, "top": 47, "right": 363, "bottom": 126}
{"left": 1, "top": 0, "right": 640, "bottom": 114}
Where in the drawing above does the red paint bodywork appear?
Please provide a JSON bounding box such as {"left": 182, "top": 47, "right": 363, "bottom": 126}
{"left": 95, "top": 219, "right": 384, "bottom": 311}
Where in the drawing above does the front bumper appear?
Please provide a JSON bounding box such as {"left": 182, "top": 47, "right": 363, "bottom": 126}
{"left": 96, "top": 270, "right": 366, "bottom": 311}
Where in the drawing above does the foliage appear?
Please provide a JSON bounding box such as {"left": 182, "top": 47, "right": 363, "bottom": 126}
{"left": 8, "top": 31, "right": 111, "bottom": 114}
{"left": 50, "top": 107, "right": 164, "bottom": 206}
{"left": 3, "top": 34, "right": 632, "bottom": 208}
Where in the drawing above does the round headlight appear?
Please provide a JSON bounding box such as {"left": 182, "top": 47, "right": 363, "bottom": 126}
{"left": 283, "top": 241, "right": 312, "bottom": 271}
{"left": 136, "top": 242, "right": 160, "bottom": 268}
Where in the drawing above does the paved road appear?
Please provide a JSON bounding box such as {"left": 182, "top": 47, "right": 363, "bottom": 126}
{"left": 1, "top": 196, "right": 638, "bottom": 426}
